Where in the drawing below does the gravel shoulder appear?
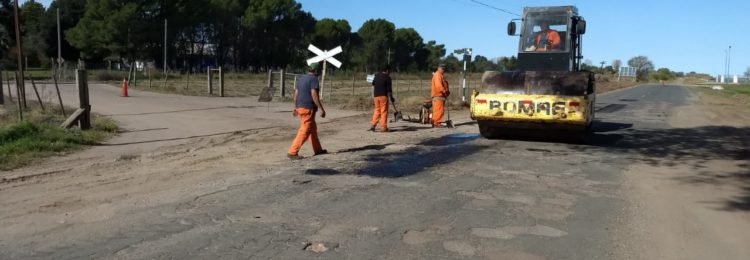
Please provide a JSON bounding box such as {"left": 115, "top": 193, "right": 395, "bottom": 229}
{"left": 619, "top": 86, "right": 750, "bottom": 260}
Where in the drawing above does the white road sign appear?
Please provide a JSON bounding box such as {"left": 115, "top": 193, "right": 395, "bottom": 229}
{"left": 619, "top": 66, "right": 637, "bottom": 77}
{"left": 306, "top": 44, "right": 342, "bottom": 68}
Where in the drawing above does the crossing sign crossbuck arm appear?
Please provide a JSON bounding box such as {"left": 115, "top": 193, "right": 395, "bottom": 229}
{"left": 305, "top": 44, "right": 343, "bottom": 100}
{"left": 306, "top": 45, "right": 342, "bottom": 68}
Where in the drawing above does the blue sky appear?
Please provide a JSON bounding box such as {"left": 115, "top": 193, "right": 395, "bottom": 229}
{"left": 37, "top": 0, "right": 747, "bottom": 76}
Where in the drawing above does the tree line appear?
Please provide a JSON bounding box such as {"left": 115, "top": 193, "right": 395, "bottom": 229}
{"left": 580, "top": 56, "right": 713, "bottom": 82}
{"left": 0, "top": 1, "right": 722, "bottom": 81}
{"left": 0, "top": 0, "right": 515, "bottom": 73}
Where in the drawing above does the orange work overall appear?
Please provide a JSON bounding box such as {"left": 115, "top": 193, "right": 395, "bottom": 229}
{"left": 431, "top": 71, "right": 449, "bottom": 126}
{"left": 288, "top": 108, "right": 323, "bottom": 155}
{"left": 534, "top": 30, "right": 561, "bottom": 51}
{"left": 371, "top": 96, "right": 389, "bottom": 130}
{"left": 432, "top": 97, "right": 445, "bottom": 126}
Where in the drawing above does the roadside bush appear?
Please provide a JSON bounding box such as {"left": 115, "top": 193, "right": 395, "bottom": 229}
{"left": 0, "top": 108, "right": 118, "bottom": 170}
{"left": 651, "top": 68, "right": 676, "bottom": 81}
{"left": 94, "top": 70, "right": 128, "bottom": 81}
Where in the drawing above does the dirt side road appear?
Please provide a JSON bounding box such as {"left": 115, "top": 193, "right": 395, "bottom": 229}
{"left": 1, "top": 82, "right": 360, "bottom": 180}
{"left": 1, "top": 84, "right": 748, "bottom": 259}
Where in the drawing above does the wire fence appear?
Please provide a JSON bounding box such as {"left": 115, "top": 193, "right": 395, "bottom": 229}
{"left": 277, "top": 71, "right": 484, "bottom": 104}
{"left": 2, "top": 68, "right": 485, "bottom": 106}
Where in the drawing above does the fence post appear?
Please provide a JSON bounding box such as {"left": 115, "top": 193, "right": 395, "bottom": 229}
{"left": 163, "top": 70, "right": 168, "bottom": 88}
{"left": 5, "top": 70, "right": 11, "bottom": 101}
{"left": 219, "top": 66, "right": 224, "bottom": 97}
{"left": 52, "top": 72, "right": 65, "bottom": 116}
{"left": 268, "top": 69, "right": 274, "bottom": 89}
{"left": 207, "top": 66, "right": 213, "bottom": 95}
{"left": 133, "top": 62, "right": 137, "bottom": 86}
{"left": 148, "top": 68, "right": 152, "bottom": 88}
{"left": 407, "top": 79, "right": 410, "bottom": 94}
{"left": 5, "top": 72, "right": 12, "bottom": 101}
{"left": 127, "top": 62, "right": 133, "bottom": 85}
{"left": 280, "top": 69, "right": 286, "bottom": 97}
{"left": 186, "top": 69, "right": 190, "bottom": 90}
{"left": 420, "top": 78, "right": 423, "bottom": 95}
{"left": 352, "top": 73, "right": 355, "bottom": 96}
{"left": 267, "top": 69, "right": 274, "bottom": 94}
{"left": 20, "top": 71, "right": 27, "bottom": 108}
{"left": 29, "top": 78, "right": 45, "bottom": 111}
{"left": 15, "top": 71, "right": 23, "bottom": 121}
{"left": 76, "top": 69, "right": 91, "bottom": 130}
{"left": 395, "top": 78, "right": 399, "bottom": 98}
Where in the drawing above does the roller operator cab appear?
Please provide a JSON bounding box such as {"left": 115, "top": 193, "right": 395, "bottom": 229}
{"left": 470, "top": 6, "right": 595, "bottom": 139}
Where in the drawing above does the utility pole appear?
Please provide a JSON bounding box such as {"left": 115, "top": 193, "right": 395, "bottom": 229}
{"left": 387, "top": 48, "right": 391, "bottom": 65}
{"left": 724, "top": 49, "right": 728, "bottom": 83}
{"left": 164, "top": 19, "right": 168, "bottom": 74}
{"left": 728, "top": 45, "right": 732, "bottom": 79}
{"left": 57, "top": 7, "right": 62, "bottom": 75}
{"left": 13, "top": 0, "right": 26, "bottom": 108}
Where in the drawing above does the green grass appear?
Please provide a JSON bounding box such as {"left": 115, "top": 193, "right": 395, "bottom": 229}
{"left": 0, "top": 105, "right": 118, "bottom": 170}
{"left": 722, "top": 84, "right": 750, "bottom": 96}
{"left": 700, "top": 84, "right": 750, "bottom": 97}
{"left": 696, "top": 84, "right": 750, "bottom": 108}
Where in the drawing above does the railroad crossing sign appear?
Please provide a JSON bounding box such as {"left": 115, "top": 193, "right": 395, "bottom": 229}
{"left": 306, "top": 44, "right": 342, "bottom": 68}
{"left": 306, "top": 44, "right": 343, "bottom": 100}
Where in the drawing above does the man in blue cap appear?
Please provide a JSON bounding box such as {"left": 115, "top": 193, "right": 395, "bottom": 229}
{"left": 288, "top": 63, "right": 327, "bottom": 159}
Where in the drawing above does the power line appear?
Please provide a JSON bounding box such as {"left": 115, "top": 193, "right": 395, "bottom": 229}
{"left": 468, "top": 0, "right": 520, "bottom": 17}
{"left": 447, "top": 0, "right": 485, "bottom": 9}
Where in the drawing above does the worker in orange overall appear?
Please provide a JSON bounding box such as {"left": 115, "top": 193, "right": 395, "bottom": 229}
{"left": 431, "top": 64, "right": 449, "bottom": 127}
{"left": 287, "top": 63, "right": 327, "bottom": 159}
{"left": 527, "top": 22, "right": 561, "bottom": 51}
{"left": 369, "top": 65, "right": 394, "bottom": 132}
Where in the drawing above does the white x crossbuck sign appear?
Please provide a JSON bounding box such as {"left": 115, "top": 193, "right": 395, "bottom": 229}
{"left": 306, "top": 44, "right": 342, "bottom": 68}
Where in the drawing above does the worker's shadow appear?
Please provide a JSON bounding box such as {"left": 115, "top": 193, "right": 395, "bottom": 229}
{"left": 584, "top": 121, "right": 633, "bottom": 146}
{"left": 305, "top": 169, "right": 341, "bottom": 176}
{"left": 387, "top": 126, "right": 432, "bottom": 132}
{"left": 590, "top": 121, "right": 632, "bottom": 133}
{"left": 337, "top": 143, "right": 395, "bottom": 154}
{"left": 453, "top": 121, "right": 478, "bottom": 127}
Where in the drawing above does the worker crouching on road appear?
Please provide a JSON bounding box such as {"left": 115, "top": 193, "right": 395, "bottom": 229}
{"left": 369, "top": 65, "right": 394, "bottom": 132}
{"left": 287, "top": 63, "right": 328, "bottom": 159}
{"left": 431, "top": 64, "right": 449, "bottom": 127}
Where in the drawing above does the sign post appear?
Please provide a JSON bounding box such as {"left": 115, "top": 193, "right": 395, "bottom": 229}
{"left": 306, "top": 44, "right": 342, "bottom": 100}
{"left": 454, "top": 48, "right": 472, "bottom": 102}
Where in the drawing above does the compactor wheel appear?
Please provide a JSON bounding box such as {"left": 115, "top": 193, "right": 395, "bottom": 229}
{"left": 478, "top": 120, "right": 500, "bottom": 139}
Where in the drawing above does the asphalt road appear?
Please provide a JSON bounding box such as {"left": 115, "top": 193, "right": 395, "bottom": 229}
{"left": 3, "top": 84, "right": 747, "bottom": 259}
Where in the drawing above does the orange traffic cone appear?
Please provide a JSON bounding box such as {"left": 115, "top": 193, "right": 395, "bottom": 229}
{"left": 121, "top": 79, "right": 129, "bottom": 97}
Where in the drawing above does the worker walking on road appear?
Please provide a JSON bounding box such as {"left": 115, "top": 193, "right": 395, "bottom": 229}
{"left": 288, "top": 63, "right": 327, "bottom": 159}
{"left": 431, "top": 64, "right": 449, "bottom": 128}
{"left": 369, "top": 65, "right": 394, "bottom": 132}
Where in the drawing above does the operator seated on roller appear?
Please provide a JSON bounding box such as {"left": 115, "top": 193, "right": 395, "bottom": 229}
{"left": 525, "top": 22, "right": 561, "bottom": 52}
